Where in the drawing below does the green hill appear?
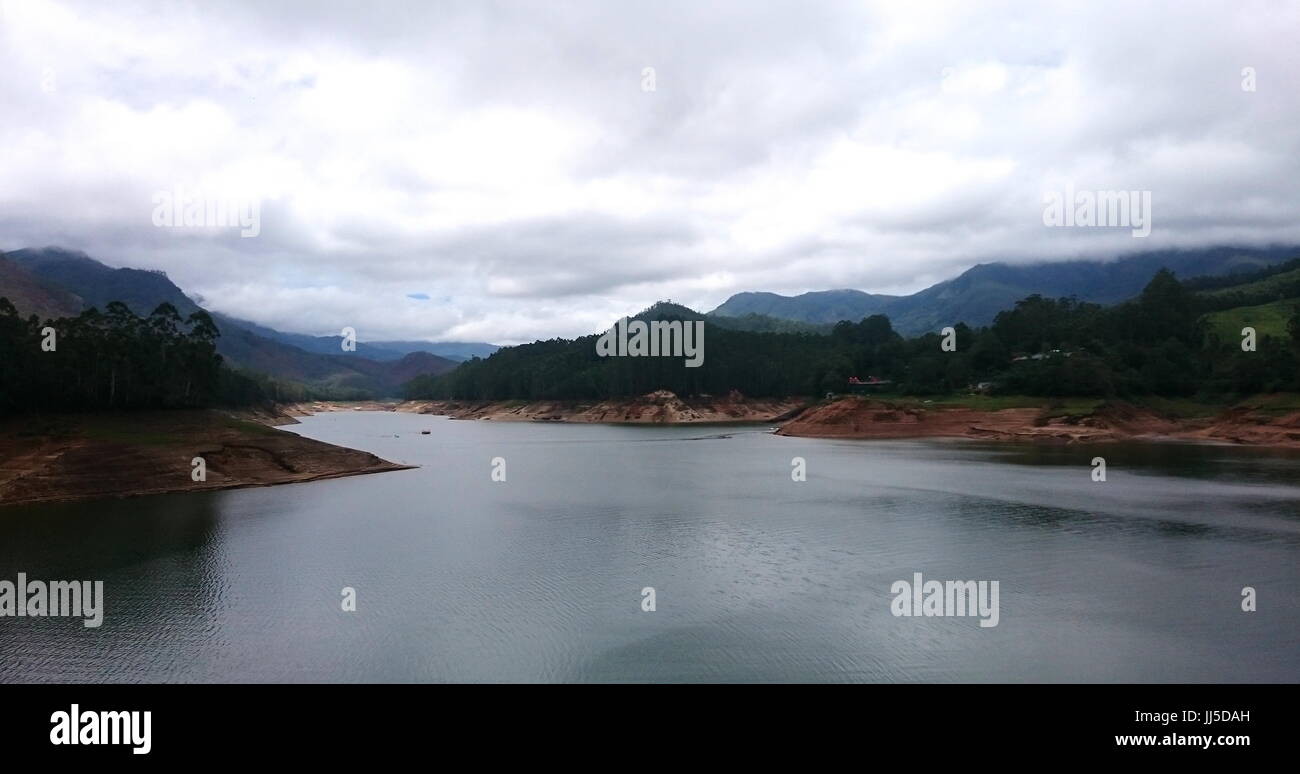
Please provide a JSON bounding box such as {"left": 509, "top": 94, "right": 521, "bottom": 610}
{"left": 1203, "top": 299, "right": 1299, "bottom": 342}
{"left": 710, "top": 245, "right": 1299, "bottom": 334}
{"left": 1199, "top": 265, "right": 1300, "bottom": 302}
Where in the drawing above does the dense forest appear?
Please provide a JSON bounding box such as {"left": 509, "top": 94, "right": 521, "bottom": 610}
{"left": 406, "top": 269, "right": 1300, "bottom": 401}
{"left": 0, "top": 298, "right": 282, "bottom": 413}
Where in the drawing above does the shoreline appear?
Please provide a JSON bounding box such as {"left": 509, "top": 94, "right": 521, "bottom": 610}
{"left": 3, "top": 392, "right": 1297, "bottom": 508}
{"left": 0, "top": 408, "right": 414, "bottom": 509}
{"left": 775, "top": 396, "right": 1300, "bottom": 449}
{"left": 293, "top": 392, "right": 1300, "bottom": 449}
{"left": 300, "top": 390, "right": 808, "bottom": 424}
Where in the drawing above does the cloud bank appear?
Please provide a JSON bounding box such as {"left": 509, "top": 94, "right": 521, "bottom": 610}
{"left": 2, "top": 0, "right": 1298, "bottom": 343}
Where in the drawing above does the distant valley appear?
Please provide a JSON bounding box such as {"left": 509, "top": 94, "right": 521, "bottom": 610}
{"left": 0, "top": 247, "right": 498, "bottom": 398}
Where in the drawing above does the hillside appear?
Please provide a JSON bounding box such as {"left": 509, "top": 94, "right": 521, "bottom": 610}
{"left": 362, "top": 340, "right": 498, "bottom": 361}
{"left": 411, "top": 267, "right": 1300, "bottom": 404}
{"left": 706, "top": 312, "right": 832, "bottom": 335}
{"left": 208, "top": 319, "right": 456, "bottom": 395}
{"left": 212, "top": 312, "right": 497, "bottom": 362}
{"left": 1203, "top": 299, "right": 1299, "bottom": 342}
{"left": 711, "top": 289, "right": 897, "bottom": 325}
{"left": 7, "top": 247, "right": 205, "bottom": 318}
{"left": 1, "top": 247, "right": 457, "bottom": 397}
{"left": 1190, "top": 257, "right": 1300, "bottom": 345}
{"left": 709, "top": 245, "right": 1299, "bottom": 334}
{"left": 1198, "top": 264, "right": 1300, "bottom": 304}
{"left": 0, "top": 253, "right": 82, "bottom": 319}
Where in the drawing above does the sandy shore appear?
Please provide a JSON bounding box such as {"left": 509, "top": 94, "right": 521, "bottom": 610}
{"left": 399, "top": 390, "right": 808, "bottom": 424}
{"left": 0, "top": 408, "right": 413, "bottom": 508}
{"left": 285, "top": 391, "right": 805, "bottom": 423}
{"left": 776, "top": 397, "right": 1300, "bottom": 448}
{"left": 277, "top": 400, "right": 405, "bottom": 418}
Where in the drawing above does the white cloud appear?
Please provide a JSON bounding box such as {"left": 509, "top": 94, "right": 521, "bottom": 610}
{"left": 2, "top": 0, "right": 1298, "bottom": 344}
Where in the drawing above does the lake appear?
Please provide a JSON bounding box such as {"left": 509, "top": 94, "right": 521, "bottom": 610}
{"left": 1, "top": 410, "right": 1298, "bottom": 682}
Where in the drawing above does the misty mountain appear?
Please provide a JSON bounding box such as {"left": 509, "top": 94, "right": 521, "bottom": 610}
{"left": 361, "top": 340, "right": 499, "bottom": 361}
{"left": 709, "top": 245, "right": 1299, "bottom": 334}
{"left": 211, "top": 313, "right": 498, "bottom": 362}
{"left": 0, "top": 252, "right": 82, "bottom": 320}
{"left": 2, "top": 247, "right": 458, "bottom": 397}
{"left": 8, "top": 247, "right": 205, "bottom": 318}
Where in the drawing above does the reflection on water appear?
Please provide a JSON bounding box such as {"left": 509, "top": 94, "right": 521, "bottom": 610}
{"left": 1, "top": 412, "right": 1297, "bottom": 683}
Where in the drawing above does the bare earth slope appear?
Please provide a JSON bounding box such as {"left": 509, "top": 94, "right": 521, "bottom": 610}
{"left": 776, "top": 397, "right": 1300, "bottom": 448}
{"left": 0, "top": 409, "right": 412, "bottom": 508}
{"left": 401, "top": 390, "right": 806, "bottom": 423}
{"left": 306, "top": 393, "right": 1300, "bottom": 447}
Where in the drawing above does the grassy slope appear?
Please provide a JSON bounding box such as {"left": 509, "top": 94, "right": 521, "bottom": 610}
{"left": 1200, "top": 266, "right": 1300, "bottom": 299}
{"left": 1203, "top": 298, "right": 1298, "bottom": 341}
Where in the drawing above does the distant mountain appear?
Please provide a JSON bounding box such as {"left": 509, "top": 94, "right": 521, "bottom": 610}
{"left": 374, "top": 351, "right": 464, "bottom": 385}
{"left": 2, "top": 247, "right": 458, "bottom": 397}
{"left": 711, "top": 288, "right": 897, "bottom": 325}
{"left": 8, "top": 247, "right": 204, "bottom": 318}
{"left": 709, "top": 245, "right": 1300, "bottom": 334}
{"left": 210, "top": 313, "right": 498, "bottom": 362}
{"left": 361, "top": 340, "right": 499, "bottom": 362}
{"left": 210, "top": 312, "right": 404, "bottom": 362}
{"left": 207, "top": 318, "right": 458, "bottom": 395}
{"left": 0, "top": 252, "right": 82, "bottom": 319}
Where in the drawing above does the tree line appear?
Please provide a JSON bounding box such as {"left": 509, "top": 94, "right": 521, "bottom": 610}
{"left": 405, "top": 270, "right": 1300, "bottom": 401}
{"left": 0, "top": 298, "right": 276, "bottom": 413}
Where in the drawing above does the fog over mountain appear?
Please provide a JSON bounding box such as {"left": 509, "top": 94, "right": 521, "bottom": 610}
{"left": 2, "top": 0, "right": 1298, "bottom": 344}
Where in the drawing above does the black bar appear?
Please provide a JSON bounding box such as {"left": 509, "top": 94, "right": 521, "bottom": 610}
{"left": 0, "top": 684, "right": 1285, "bottom": 761}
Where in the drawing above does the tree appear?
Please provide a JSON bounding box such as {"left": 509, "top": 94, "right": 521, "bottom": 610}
{"left": 1135, "top": 268, "right": 1199, "bottom": 346}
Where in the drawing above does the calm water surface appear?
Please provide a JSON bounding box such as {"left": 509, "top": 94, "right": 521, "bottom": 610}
{"left": 1, "top": 411, "right": 1298, "bottom": 682}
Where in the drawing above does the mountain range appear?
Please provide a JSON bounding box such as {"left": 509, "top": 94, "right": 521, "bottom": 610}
{"left": 709, "top": 246, "right": 1300, "bottom": 334}
{"left": 0, "top": 247, "right": 493, "bottom": 397}
{"left": 6, "top": 243, "right": 1298, "bottom": 397}
{"left": 209, "top": 312, "right": 497, "bottom": 363}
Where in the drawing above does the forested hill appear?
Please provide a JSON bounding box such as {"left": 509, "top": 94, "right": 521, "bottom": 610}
{"left": 407, "top": 270, "right": 1300, "bottom": 402}
{"left": 0, "top": 299, "right": 249, "bottom": 413}
{"left": 1, "top": 247, "right": 460, "bottom": 399}
{"left": 709, "top": 245, "right": 1298, "bottom": 334}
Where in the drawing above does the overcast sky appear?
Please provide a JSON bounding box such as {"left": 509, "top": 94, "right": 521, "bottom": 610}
{"left": 2, "top": 0, "right": 1298, "bottom": 344}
